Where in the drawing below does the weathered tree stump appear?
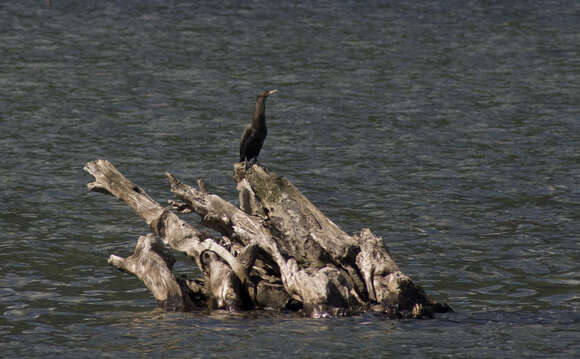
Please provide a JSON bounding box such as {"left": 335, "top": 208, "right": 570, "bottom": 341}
{"left": 84, "top": 159, "right": 451, "bottom": 318}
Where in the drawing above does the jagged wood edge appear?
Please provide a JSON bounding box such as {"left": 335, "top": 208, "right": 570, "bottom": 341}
{"left": 84, "top": 159, "right": 251, "bottom": 310}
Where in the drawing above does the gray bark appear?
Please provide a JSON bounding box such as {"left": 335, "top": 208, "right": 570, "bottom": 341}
{"left": 85, "top": 159, "right": 451, "bottom": 318}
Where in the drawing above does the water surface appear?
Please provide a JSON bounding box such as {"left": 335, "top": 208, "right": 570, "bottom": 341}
{"left": 1, "top": 0, "right": 578, "bottom": 357}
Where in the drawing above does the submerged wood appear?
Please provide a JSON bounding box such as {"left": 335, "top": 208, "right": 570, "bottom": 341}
{"left": 85, "top": 159, "right": 451, "bottom": 318}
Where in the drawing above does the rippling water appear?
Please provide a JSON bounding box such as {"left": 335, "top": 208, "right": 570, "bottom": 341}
{"left": 1, "top": 0, "right": 578, "bottom": 357}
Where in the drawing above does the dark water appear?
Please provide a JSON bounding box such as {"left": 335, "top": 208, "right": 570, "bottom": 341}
{"left": 1, "top": 0, "right": 579, "bottom": 357}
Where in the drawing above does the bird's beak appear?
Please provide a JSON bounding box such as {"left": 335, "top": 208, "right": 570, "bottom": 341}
{"left": 266, "top": 89, "right": 278, "bottom": 96}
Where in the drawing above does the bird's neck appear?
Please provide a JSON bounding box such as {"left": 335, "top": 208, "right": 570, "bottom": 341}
{"left": 252, "top": 98, "right": 267, "bottom": 129}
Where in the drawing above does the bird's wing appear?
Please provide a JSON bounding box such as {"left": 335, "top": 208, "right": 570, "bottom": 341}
{"left": 239, "top": 125, "right": 253, "bottom": 161}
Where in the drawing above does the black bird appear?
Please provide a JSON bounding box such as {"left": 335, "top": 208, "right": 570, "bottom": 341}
{"left": 239, "top": 89, "right": 277, "bottom": 166}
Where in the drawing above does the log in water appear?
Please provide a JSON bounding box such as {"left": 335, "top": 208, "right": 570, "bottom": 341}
{"left": 85, "top": 159, "right": 451, "bottom": 318}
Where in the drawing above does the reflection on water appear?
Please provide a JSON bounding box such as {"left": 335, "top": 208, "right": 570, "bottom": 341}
{"left": 1, "top": 0, "right": 578, "bottom": 357}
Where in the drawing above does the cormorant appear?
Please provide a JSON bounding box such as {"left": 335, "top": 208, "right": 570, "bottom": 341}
{"left": 239, "top": 89, "right": 277, "bottom": 166}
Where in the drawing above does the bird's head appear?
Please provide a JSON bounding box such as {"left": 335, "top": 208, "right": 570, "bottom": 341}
{"left": 258, "top": 89, "right": 278, "bottom": 99}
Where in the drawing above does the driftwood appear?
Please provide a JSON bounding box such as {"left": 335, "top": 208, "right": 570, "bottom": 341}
{"left": 85, "top": 159, "right": 451, "bottom": 318}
